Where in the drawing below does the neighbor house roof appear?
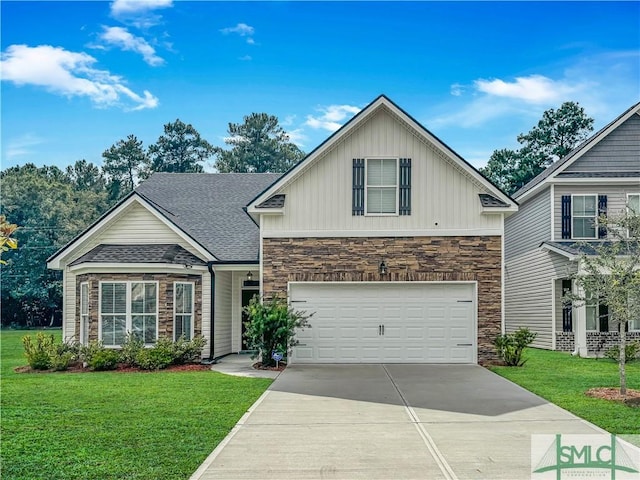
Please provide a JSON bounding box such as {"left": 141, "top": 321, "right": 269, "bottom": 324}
{"left": 69, "top": 244, "right": 207, "bottom": 267}
{"left": 513, "top": 101, "right": 640, "bottom": 201}
{"left": 540, "top": 240, "right": 629, "bottom": 260}
{"left": 135, "top": 173, "right": 281, "bottom": 262}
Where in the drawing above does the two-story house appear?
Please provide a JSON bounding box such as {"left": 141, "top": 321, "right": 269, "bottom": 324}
{"left": 504, "top": 101, "right": 640, "bottom": 356}
{"left": 48, "top": 95, "right": 517, "bottom": 365}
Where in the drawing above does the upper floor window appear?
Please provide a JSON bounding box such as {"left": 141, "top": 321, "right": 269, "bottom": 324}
{"left": 366, "top": 158, "right": 397, "bottom": 215}
{"left": 572, "top": 195, "right": 597, "bottom": 239}
{"left": 628, "top": 194, "right": 639, "bottom": 238}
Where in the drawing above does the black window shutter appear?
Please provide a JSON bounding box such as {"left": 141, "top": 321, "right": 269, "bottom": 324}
{"left": 599, "top": 303, "right": 609, "bottom": 332}
{"left": 399, "top": 158, "right": 411, "bottom": 215}
{"left": 598, "top": 195, "right": 607, "bottom": 239}
{"left": 561, "top": 195, "right": 571, "bottom": 239}
{"left": 562, "top": 279, "right": 573, "bottom": 332}
{"left": 352, "top": 158, "right": 365, "bottom": 216}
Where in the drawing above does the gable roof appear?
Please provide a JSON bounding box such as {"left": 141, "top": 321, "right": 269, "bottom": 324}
{"left": 246, "top": 94, "right": 517, "bottom": 214}
{"left": 48, "top": 173, "right": 280, "bottom": 267}
{"left": 513, "top": 101, "right": 640, "bottom": 201}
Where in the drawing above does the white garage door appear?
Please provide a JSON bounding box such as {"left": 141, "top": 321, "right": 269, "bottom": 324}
{"left": 290, "top": 283, "right": 476, "bottom": 364}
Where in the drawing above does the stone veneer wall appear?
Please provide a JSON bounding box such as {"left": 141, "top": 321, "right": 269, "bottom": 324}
{"left": 75, "top": 273, "right": 202, "bottom": 343}
{"left": 262, "top": 236, "right": 502, "bottom": 364}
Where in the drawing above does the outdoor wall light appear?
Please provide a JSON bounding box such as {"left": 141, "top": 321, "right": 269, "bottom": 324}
{"left": 379, "top": 260, "right": 388, "bottom": 275}
{"left": 246, "top": 271, "right": 253, "bottom": 281}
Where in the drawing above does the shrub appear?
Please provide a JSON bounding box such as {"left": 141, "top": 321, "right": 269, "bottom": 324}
{"left": 88, "top": 349, "right": 120, "bottom": 371}
{"left": 173, "top": 335, "right": 207, "bottom": 364}
{"left": 80, "top": 340, "right": 107, "bottom": 365}
{"left": 136, "top": 347, "right": 173, "bottom": 370}
{"left": 495, "top": 328, "right": 537, "bottom": 366}
{"left": 605, "top": 341, "right": 640, "bottom": 363}
{"left": 22, "top": 333, "right": 56, "bottom": 370}
{"left": 243, "top": 296, "right": 311, "bottom": 367}
{"left": 120, "top": 333, "right": 144, "bottom": 366}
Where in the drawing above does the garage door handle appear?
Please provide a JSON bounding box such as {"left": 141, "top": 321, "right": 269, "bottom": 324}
{"left": 457, "top": 343, "right": 473, "bottom": 346}
{"left": 457, "top": 300, "right": 472, "bottom": 303}
{"left": 382, "top": 324, "right": 385, "bottom": 335}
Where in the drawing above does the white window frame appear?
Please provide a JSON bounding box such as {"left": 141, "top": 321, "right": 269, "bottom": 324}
{"left": 627, "top": 193, "right": 640, "bottom": 238}
{"left": 98, "top": 281, "right": 159, "bottom": 347}
{"left": 571, "top": 194, "right": 598, "bottom": 240}
{"left": 364, "top": 157, "right": 399, "bottom": 216}
{"left": 80, "top": 282, "right": 89, "bottom": 345}
{"left": 173, "top": 282, "right": 195, "bottom": 341}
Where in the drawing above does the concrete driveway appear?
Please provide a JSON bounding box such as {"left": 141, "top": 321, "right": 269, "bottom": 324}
{"left": 191, "top": 364, "right": 605, "bottom": 480}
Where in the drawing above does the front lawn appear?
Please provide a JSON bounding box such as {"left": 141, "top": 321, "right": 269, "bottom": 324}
{"left": 0, "top": 329, "right": 272, "bottom": 480}
{"left": 490, "top": 348, "right": 640, "bottom": 434}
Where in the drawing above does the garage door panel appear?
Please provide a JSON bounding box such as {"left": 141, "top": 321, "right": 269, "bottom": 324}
{"left": 290, "top": 283, "right": 476, "bottom": 364}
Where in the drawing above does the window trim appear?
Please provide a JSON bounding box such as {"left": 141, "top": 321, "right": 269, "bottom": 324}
{"left": 364, "top": 157, "right": 399, "bottom": 216}
{"left": 80, "top": 282, "right": 89, "bottom": 344}
{"left": 98, "top": 280, "right": 159, "bottom": 347}
{"left": 173, "top": 282, "right": 195, "bottom": 341}
{"left": 627, "top": 193, "right": 640, "bottom": 238}
{"left": 571, "top": 194, "right": 598, "bottom": 240}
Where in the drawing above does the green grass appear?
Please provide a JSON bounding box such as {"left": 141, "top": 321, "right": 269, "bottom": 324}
{"left": 490, "top": 348, "right": 640, "bottom": 434}
{"left": 1, "top": 329, "right": 272, "bottom": 480}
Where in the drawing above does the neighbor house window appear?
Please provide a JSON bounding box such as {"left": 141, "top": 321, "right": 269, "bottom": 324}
{"left": 80, "top": 282, "right": 89, "bottom": 344}
{"left": 628, "top": 194, "right": 639, "bottom": 238}
{"left": 572, "top": 195, "right": 597, "bottom": 239}
{"left": 100, "top": 281, "right": 158, "bottom": 346}
{"left": 174, "top": 282, "right": 194, "bottom": 341}
{"left": 585, "top": 293, "right": 609, "bottom": 332}
{"left": 366, "top": 158, "right": 397, "bottom": 214}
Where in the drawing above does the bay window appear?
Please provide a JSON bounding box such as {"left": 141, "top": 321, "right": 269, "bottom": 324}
{"left": 100, "top": 281, "right": 158, "bottom": 346}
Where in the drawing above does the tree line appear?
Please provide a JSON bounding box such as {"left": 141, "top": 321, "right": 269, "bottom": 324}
{"left": 1, "top": 114, "right": 304, "bottom": 326}
{"left": 1, "top": 103, "right": 593, "bottom": 326}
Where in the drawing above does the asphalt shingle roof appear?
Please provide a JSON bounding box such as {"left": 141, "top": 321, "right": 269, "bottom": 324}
{"left": 541, "top": 241, "right": 636, "bottom": 257}
{"left": 478, "top": 194, "right": 510, "bottom": 208}
{"left": 70, "top": 244, "right": 206, "bottom": 266}
{"left": 135, "top": 173, "right": 281, "bottom": 262}
{"left": 257, "top": 194, "right": 286, "bottom": 208}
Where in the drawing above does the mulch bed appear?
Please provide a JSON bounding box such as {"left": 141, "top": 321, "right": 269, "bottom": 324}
{"left": 14, "top": 362, "right": 211, "bottom": 374}
{"left": 585, "top": 387, "right": 640, "bottom": 407}
{"left": 252, "top": 362, "right": 287, "bottom": 371}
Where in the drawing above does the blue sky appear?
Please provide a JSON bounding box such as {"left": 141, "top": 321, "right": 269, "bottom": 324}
{"left": 2, "top": 1, "right": 639, "bottom": 171}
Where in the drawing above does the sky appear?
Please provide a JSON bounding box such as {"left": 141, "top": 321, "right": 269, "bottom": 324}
{"left": 1, "top": 1, "right": 639, "bottom": 172}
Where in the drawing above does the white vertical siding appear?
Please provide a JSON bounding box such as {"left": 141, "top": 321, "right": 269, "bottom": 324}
{"left": 213, "top": 271, "right": 232, "bottom": 357}
{"left": 63, "top": 269, "right": 76, "bottom": 341}
{"left": 262, "top": 108, "right": 502, "bottom": 236}
{"left": 231, "top": 272, "right": 242, "bottom": 353}
{"left": 553, "top": 184, "right": 640, "bottom": 240}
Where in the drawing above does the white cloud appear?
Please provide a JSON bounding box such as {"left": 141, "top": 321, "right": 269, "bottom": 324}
{"left": 238, "top": 55, "right": 252, "bottom": 61}
{"left": 100, "top": 26, "right": 164, "bottom": 66}
{"left": 111, "top": 0, "right": 172, "bottom": 16}
{"left": 450, "top": 83, "right": 464, "bottom": 97}
{"left": 220, "top": 23, "right": 256, "bottom": 44}
{"left": 285, "top": 128, "right": 307, "bottom": 148}
{"left": 474, "top": 74, "right": 578, "bottom": 104}
{"left": 305, "top": 104, "right": 361, "bottom": 132}
{"left": 4, "top": 133, "right": 44, "bottom": 160}
{"left": 1, "top": 44, "right": 159, "bottom": 110}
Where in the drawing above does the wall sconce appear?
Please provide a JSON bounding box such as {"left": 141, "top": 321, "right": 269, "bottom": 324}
{"left": 379, "top": 260, "right": 388, "bottom": 275}
{"left": 246, "top": 271, "right": 253, "bottom": 281}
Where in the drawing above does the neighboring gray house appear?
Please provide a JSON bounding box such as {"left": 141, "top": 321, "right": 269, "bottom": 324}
{"left": 504, "top": 101, "right": 640, "bottom": 356}
{"left": 48, "top": 95, "right": 517, "bottom": 364}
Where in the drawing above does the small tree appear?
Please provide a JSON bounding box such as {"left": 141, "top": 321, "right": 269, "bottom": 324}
{"left": 566, "top": 208, "right": 640, "bottom": 396}
{"left": 243, "top": 296, "right": 312, "bottom": 367}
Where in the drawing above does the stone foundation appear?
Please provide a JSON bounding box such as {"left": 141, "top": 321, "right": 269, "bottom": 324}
{"left": 75, "top": 273, "right": 203, "bottom": 343}
{"left": 262, "top": 236, "right": 502, "bottom": 364}
{"left": 555, "top": 331, "right": 640, "bottom": 356}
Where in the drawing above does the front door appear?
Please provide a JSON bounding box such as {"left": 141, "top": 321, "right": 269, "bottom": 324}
{"left": 241, "top": 289, "right": 258, "bottom": 350}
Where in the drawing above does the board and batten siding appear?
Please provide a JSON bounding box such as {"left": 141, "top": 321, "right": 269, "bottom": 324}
{"left": 505, "top": 188, "right": 551, "bottom": 261}
{"left": 72, "top": 201, "right": 205, "bottom": 260}
{"left": 553, "top": 184, "right": 640, "bottom": 241}
{"left": 63, "top": 270, "right": 76, "bottom": 342}
{"left": 200, "top": 274, "right": 211, "bottom": 358}
{"left": 261, "top": 108, "right": 502, "bottom": 236}
{"left": 563, "top": 113, "right": 640, "bottom": 173}
{"left": 213, "top": 270, "right": 232, "bottom": 358}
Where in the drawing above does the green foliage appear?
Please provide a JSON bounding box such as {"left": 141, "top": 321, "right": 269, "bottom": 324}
{"left": 495, "top": 328, "right": 537, "bottom": 366}
{"left": 119, "top": 332, "right": 144, "bottom": 366}
{"left": 145, "top": 119, "right": 214, "bottom": 176}
{"left": 172, "top": 335, "right": 207, "bottom": 365}
{"left": 88, "top": 349, "right": 120, "bottom": 371}
{"left": 243, "top": 296, "right": 311, "bottom": 367}
{"left": 102, "top": 134, "right": 147, "bottom": 201}
{"left": 214, "top": 113, "right": 305, "bottom": 173}
{"left": 0, "top": 214, "right": 18, "bottom": 265}
{"left": 21, "top": 332, "right": 77, "bottom": 370}
{"left": 605, "top": 342, "right": 640, "bottom": 363}
{"left": 480, "top": 102, "right": 594, "bottom": 195}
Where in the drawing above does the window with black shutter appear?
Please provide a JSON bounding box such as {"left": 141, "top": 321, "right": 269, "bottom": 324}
{"left": 352, "top": 158, "right": 364, "bottom": 215}
{"left": 399, "top": 158, "right": 411, "bottom": 215}
{"left": 598, "top": 195, "right": 607, "bottom": 239}
{"left": 561, "top": 195, "right": 571, "bottom": 239}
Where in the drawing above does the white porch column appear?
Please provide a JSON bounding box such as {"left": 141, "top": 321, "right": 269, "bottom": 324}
{"left": 573, "top": 281, "right": 588, "bottom": 357}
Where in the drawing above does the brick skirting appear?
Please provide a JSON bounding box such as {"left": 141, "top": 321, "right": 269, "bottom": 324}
{"left": 555, "top": 331, "right": 640, "bottom": 355}
{"left": 262, "top": 236, "right": 502, "bottom": 364}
